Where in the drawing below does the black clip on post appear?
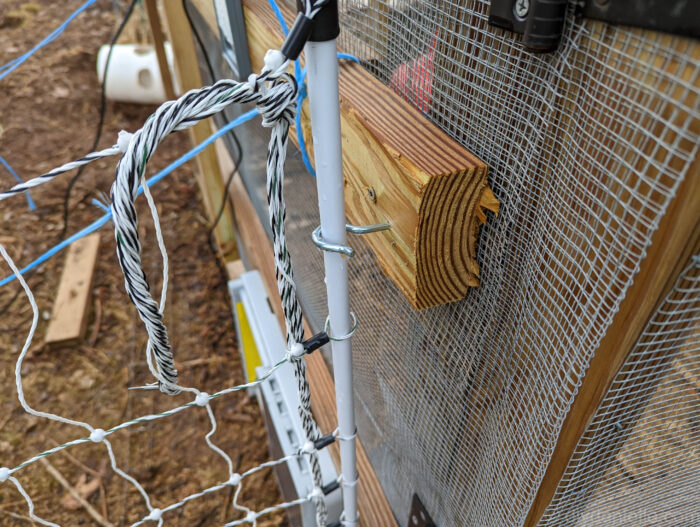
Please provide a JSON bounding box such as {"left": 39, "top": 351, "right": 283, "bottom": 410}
{"left": 282, "top": 0, "right": 340, "bottom": 61}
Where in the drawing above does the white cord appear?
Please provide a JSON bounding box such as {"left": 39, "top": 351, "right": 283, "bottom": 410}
{"left": 0, "top": 243, "right": 155, "bottom": 519}
{"left": 0, "top": 131, "right": 133, "bottom": 202}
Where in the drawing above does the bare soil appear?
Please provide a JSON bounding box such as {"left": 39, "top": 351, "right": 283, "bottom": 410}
{"left": 0, "top": 1, "right": 286, "bottom": 525}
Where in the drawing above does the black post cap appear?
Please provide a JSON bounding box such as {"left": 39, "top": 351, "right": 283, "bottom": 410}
{"left": 296, "top": 0, "right": 340, "bottom": 42}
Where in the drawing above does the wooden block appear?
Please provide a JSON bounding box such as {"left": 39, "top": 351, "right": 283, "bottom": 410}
{"left": 226, "top": 259, "right": 246, "bottom": 281}
{"left": 45, "top": 234, "right": 101, "bottom": 346}
{"left": 241, "top": 0, "right": 499, "bottom": 310}
{"left": 339, "top": 65, "right": 499, "bottom": 309}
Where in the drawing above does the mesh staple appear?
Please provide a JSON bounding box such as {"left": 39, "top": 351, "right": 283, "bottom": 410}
{"left": 249, "top": 1, "right": 700, "bottom": 525}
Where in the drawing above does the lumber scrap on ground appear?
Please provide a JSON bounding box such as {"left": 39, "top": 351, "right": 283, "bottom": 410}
{"left": 45, "top": 233, "right": 101, "bottom": 346}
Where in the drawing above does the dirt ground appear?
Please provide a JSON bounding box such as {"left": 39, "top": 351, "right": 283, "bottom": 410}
{"left": 0, "top": 1, "right": 287, "bottom": 525}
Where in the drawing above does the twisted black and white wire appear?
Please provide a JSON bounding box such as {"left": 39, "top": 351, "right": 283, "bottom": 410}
{"left": 0, "top": 131, "right": 131, "bottom": 202}
{"left": 108, "top": 64, "right": 292, "bottom": 396}
{"left": 262, "top": 81, "right": 329, "bottom": 526}
{"left": 109, "top": 49, "right": 329, "bottom": 523}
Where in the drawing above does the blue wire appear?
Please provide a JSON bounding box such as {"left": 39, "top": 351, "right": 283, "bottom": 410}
{"left": 0, "top": 0, "right": 98, "bottom": 81}
{"left": 266, "top": 0, "right": 360, "bottom": 178}
{"left": 0, "top": 108, "right": 259, "bottom": 287}
{"left": 295, "top": 63, "right": 316, "bottom": 177}
{"left": 267, "top": 0, "right": 290, "bottom": 35}
{"left": 0, "top": 156, "right": 36, "bottom": 211}
{"left": 336, "top": 52, "right": 361, "bottom": 64}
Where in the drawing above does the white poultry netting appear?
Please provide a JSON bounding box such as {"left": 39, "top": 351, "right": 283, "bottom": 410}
{"left": 253, "top": 1, "right": 700, "bottom": 525}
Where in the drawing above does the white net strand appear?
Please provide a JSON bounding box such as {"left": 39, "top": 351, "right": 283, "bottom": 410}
{"left": 1, "top": 237, "right": 322, "bottom": 524}
{"left": 6, "top": 475, "right": 60, "bottom": 527}
{"left": 0, "top": 293, "right": 315, "bottom": 526}
{"left": 5, "top": 355, "right": 291, "bottom": 474}
{"left": 129, "top": 453, "right": 306, "bottom": 526}
{"left": 1, "top": 226, "right": 326, "bottom": 524}
{"left": 0, "top": 243, "right": 156, "bottom": 522}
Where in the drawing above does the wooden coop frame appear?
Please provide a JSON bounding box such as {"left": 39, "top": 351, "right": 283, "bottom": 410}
{"left": 144, "top": 1, "right": 700, "bottom": 525}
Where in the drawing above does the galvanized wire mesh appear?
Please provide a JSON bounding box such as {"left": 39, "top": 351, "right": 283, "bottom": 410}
{"left": 538, "top": 255, "right": 700, "bottom": 527}
{"left": 238, "top": 1, "right": 700, "bottom": 525}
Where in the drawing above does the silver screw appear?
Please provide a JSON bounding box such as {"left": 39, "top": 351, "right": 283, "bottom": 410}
{"left": 514, "top": 0, "right": 529, "bottom": 19}
{"left": 368, "top": 187, "right": 376, "bottom": 202}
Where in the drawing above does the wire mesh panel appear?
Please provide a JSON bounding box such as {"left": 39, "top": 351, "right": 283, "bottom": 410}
{"left": 537, "top": 255, "right": 700, "bottom": 527}
{"left": 240, "top": 1, "right": 700, "bottom": 525}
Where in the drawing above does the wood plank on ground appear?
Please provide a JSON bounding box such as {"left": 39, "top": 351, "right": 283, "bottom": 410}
{"left": 45, "top": 234, "right": 101, "bottom": 346}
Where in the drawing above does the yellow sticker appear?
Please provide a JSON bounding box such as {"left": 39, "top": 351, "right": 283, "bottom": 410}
{"left": 236, "top": 302, "right": 262, "bottom": 382}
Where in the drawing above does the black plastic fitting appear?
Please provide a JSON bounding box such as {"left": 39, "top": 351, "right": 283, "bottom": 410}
{"left": 296, "top": 0, "right": 339, "bottom": 42}
{"left": 313, "top": 433, "right": 336, "bottom": 451}
{"left": 281, "top": 13, "right": 315, "bottom": 61}
{"left": 321, "top": 479, "right": 340, "bottom": 496}
{"left": 302, "top": 331, "right": 330, "bottom": 355}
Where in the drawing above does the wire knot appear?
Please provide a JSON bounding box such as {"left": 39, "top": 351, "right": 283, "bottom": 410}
{"left": 90, "top": 429, "right": 106, "bottom": 443}
{"left": 257, "top": 73, "right": 298, "bottom": 128}
{"left": 158, "top": 380, "right": 182, "bottom": 396}
{"left": 194, "top": 392, "right": 210, "bottom": 406}
{"left": 116, "top": 130, "right": 133, "bottom": 153}
{"left": 287, "top": 342, "right": 306, "bottom": 362}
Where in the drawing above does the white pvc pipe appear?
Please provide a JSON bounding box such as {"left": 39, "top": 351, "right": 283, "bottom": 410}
{"left": 97, "top": 44, "right": 178, "bottom": 104}
{"left": 305, "top": 40, "right": 359, "bottom": 526}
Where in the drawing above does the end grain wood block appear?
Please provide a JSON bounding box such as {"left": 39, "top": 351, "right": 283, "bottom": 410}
{"left": 338, "top": 64, "right": 499, "bottom": 309}
{"left": 241, "top": 0, "right": 499, "bottom": 309}
{"left": 45, "top": 234, "right": 100, "bottom": 346}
